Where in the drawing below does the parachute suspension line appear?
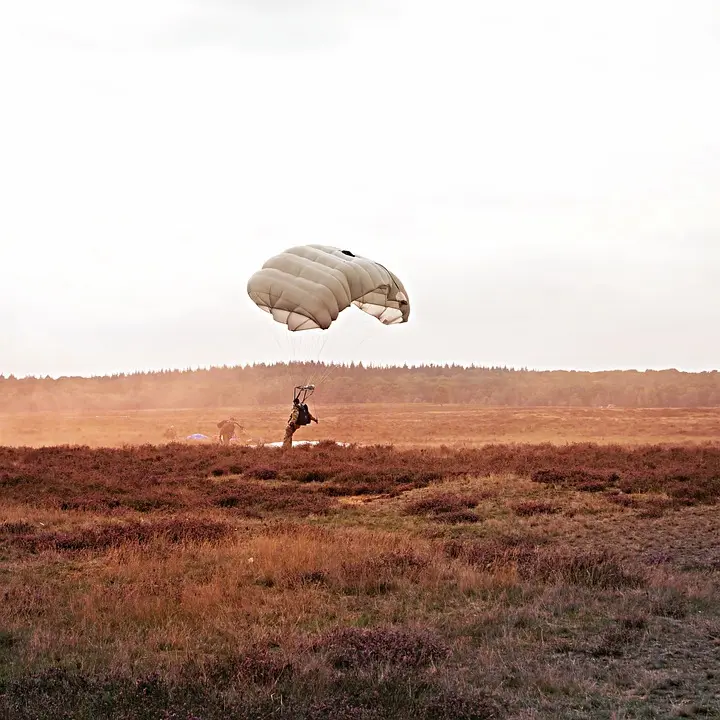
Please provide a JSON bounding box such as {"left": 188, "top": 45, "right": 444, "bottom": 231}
{"left": 278, "top": 324, "right": 295, "bottom": 389}
{"left": 280, "top": 328, "right": 325, "bottom": 391}
{"left": 306, "top": 332, "right": 330, "bottom": 388}
{"left": 333, "top": 316, "right": 378, "bottom": 387}
{"left": 308, "top": 326, "right": 345, "bottom": 391}
{"left": 278, "top": 329, "right": 329, "bottom": 391}
{"left": 306, "top": 333, "right": 324, "bottom": 385}
{"left": 314, "top": 326, "right": 373, "bottom": 390}
{"left": 293, "top": 383, "right": 315, "bottom": 404}
{"left": 277, "top": 322, "right": 302, "bottom": 392}
{"left": 262, "top": 317, "right": 291, "bottom": 392}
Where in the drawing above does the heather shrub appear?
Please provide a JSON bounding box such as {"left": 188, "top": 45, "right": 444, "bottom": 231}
{"left": 445, "top": 539, "right": 643, "bottom": 588}
{"left": 3, "top": 443, "right": 719, "bottom": 510}
{"left": 212, "top": 484, "right": 333, "bottom": 516}
{"left": 511, "top": 501, "right": 559, "bottom": 516}
{"left": 311, "top": 626, "right": 450, "bottom": 670}
{"left": 404, "top": 493, "right": 477, "bottom": 516}
{"left": 7, "top": 518, "right": 233, "bottom": 553}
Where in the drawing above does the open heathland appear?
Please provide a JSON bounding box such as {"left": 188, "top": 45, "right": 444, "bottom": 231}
{"left": 1, "top": 441, "right": 720, "bottom": 719}
{"left": 2, "top": 404, "right": 720, "bottom": 448}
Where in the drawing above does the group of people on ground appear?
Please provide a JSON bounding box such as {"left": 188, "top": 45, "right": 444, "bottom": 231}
{"left": 162, "top": 396, "right": 318, "bottom": 449}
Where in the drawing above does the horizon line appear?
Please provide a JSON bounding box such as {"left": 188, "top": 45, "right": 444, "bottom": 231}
{"left": 3, "top": 361, "right": 719, "bottom": 381}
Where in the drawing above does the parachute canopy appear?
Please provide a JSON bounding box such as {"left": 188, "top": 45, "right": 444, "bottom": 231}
{"left": 247, "top": 245, "right": 410, "bottom": 331}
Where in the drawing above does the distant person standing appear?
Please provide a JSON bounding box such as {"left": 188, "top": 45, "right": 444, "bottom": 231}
{"left": 217, "top": 417, "right": 243, "bottom": 446}
{"left": 163, "top": 425, "right": 178, "bottom": 441}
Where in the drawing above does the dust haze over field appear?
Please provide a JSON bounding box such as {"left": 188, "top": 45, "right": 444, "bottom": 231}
{"left": 3, "top": 1, "right": 720, "bottom": 718}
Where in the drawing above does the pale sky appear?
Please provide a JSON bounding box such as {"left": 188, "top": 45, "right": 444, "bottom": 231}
{"left": 1, "top": 0, "right": 719, "bottom": 378}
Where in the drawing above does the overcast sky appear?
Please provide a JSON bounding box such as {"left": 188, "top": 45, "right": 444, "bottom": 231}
{"left": 1, "top": 0, "right": 718, "bottom": 378}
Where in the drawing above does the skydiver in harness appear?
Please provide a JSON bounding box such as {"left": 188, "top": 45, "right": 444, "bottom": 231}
{"left": 282, "top": 385, "right": 318, "bottom": 449}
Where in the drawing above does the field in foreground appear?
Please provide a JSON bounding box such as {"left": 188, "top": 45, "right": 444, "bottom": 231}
{"left": 2, "top": 404, "right": 720, "bottom": 448}
{"left": 1, "top": 442, "right": 720, "bottom": 719}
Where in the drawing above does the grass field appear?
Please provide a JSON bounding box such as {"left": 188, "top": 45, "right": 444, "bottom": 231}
{"left": 2, "top": 404, "right": 720, "bottom": 447}
{"left": 1, "top": 409, "right": 720, "bottom": 718}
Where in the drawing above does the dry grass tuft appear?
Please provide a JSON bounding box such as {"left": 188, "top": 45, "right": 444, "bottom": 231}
{"left": 246, "top": 530, "right": 436, "bottom": 596}
{"left": 403, "top": 492, "right": 482, "bottom": 524}
{"left": 445, "top": 538, "right": 643, "bottom": 588}
{"left": 3, "top": 517, "right": 233, "bottom": 553}
{"left": 311, "top": 626, "right": 450, "bottom": 670}
{"left": 511, "top": 500, "right": 559, "bottom": 516}
{"left": 0, "top": 520, "right": 34, "bottom": 534}
{"left": 212, "top": 482, "right": 333, "bottom": 516}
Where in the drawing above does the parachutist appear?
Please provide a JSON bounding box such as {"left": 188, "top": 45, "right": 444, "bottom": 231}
{"left": 282, "top": 396, "right": 318, "bottom": 449}
{"left": 163, "top": 425, "right": 178, "bottom": 441}
{"left": 217, "top": 417, "right": 244, "bottom": 446}
{"left": 246, "top": 245, "right": 409, "bottom": 447}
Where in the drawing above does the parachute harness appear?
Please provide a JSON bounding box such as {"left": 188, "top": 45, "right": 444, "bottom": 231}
{"left": 293, "top": 384, "right": 315, "bottom": 404}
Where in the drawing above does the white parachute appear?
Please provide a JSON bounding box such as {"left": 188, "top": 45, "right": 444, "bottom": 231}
{"left": 247, "top": 244, "right": 410, "bottom": 331}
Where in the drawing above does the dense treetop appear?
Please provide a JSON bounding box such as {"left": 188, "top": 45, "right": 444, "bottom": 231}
{"left": 1, "top": 363, "right": 719, "bottom": 412}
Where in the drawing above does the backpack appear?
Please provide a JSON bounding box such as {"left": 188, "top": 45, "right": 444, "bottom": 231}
{"left": 297, "top": 404, "right": 311, "bottom": 426}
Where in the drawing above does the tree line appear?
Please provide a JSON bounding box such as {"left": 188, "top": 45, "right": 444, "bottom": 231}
{"left": 1, "top": 363, "right": 719, "bottom": 412}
